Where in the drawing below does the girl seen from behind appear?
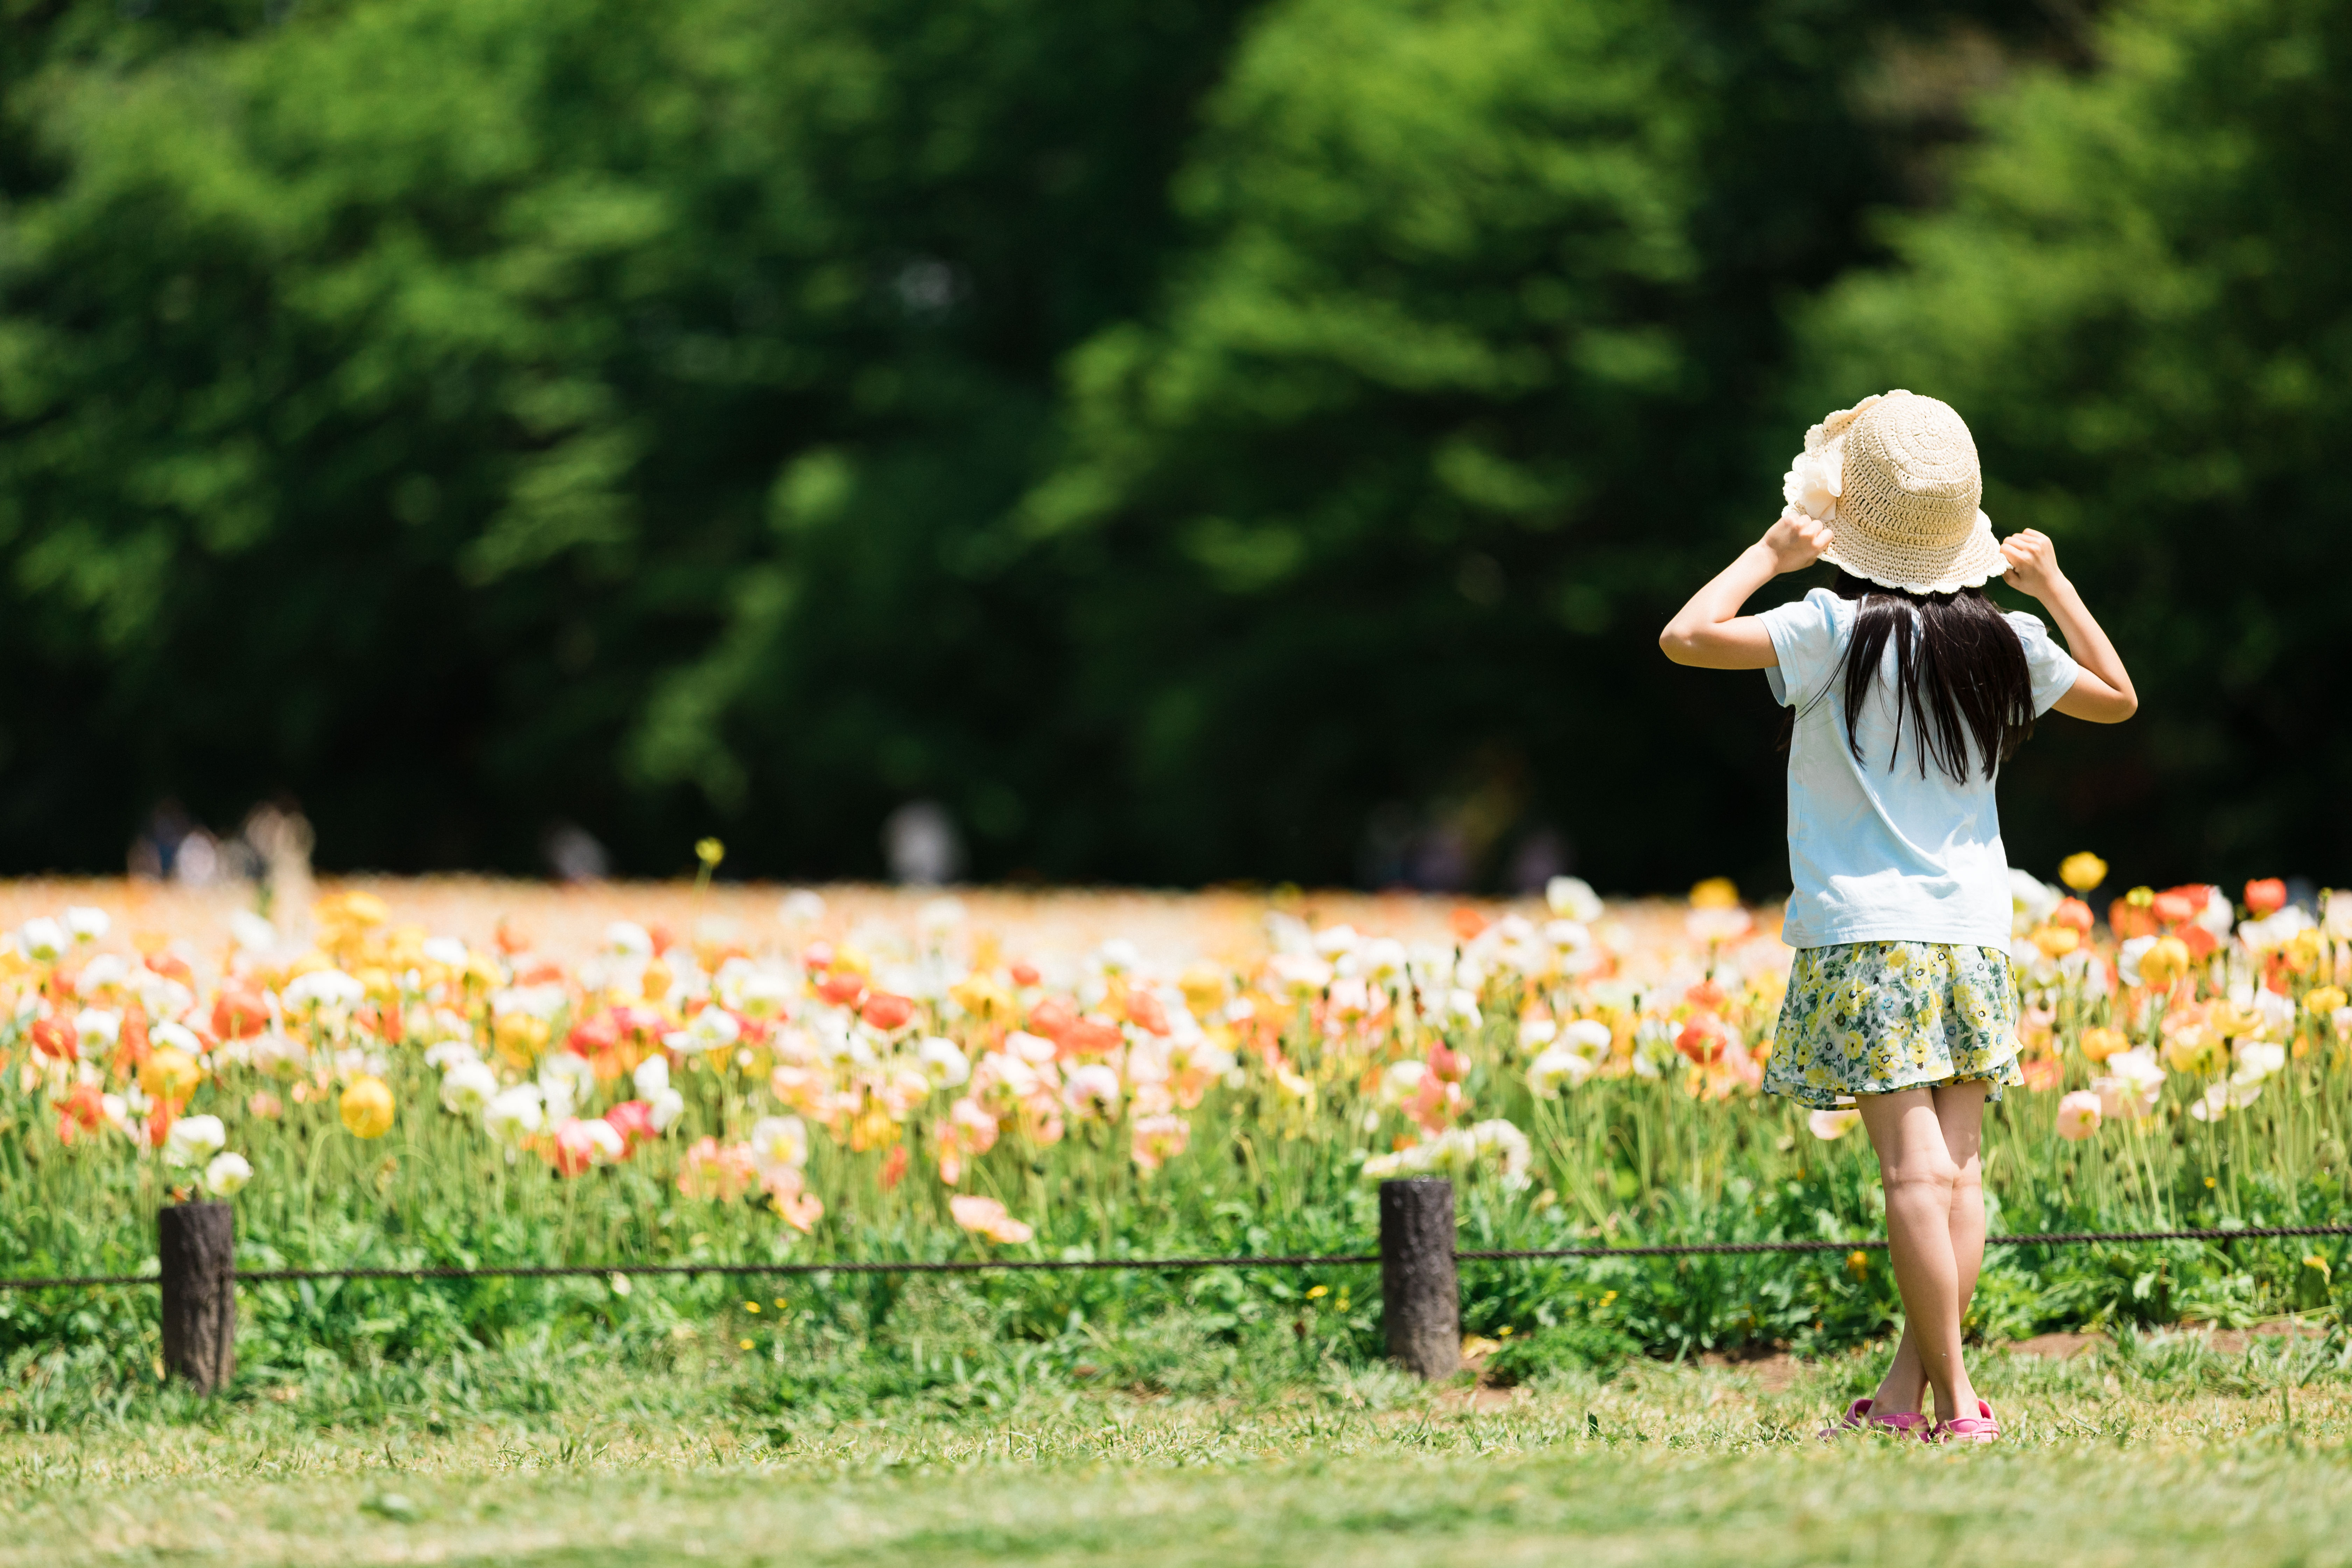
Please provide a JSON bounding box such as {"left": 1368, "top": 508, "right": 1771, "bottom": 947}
{"left": 1659, "top": 391, "right": 2137, "bottom": 1441}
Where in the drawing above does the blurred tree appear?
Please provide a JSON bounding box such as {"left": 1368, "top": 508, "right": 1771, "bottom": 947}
{"left": 1799, "top": 0, "right": 2352, "bottom": 886}
{"left": 25, "top": 0, "right": 2292, "bottom": 893}
{"left": 0, "top": 0, "right": 1255, "bottom": 874}
{"left": 1009, "top": 0, "right": 2096, "bottom": 889}
{"left": 3, "top": 0, "right": 271, "bottom": 199}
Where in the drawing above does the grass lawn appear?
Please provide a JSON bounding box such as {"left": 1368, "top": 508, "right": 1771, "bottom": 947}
{"left": 7, "top": 1329, "right": 2352, "bottom": 1566}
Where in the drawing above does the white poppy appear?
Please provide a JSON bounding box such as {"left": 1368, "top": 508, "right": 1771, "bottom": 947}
{"left": 163, "top": 1114, "right": 227, "bottom": 1168}
{"left": 227, "top": 910, "right": 278, "bottom": 954}
{"left": 74, "top": 1009, "right": 121, "bottom": 1060}
{"left": 440, "top": 1060, "right": 500, "bottom": 1116}
{"left": 1527, "top": 1046, "right": 1596, "bottom": 1099}
{"left": 203, "top": 1152, "right": 254, "bottom": 1196}
{"left": 18, "top": 918, "right": 64, "bottom": 964}
{"left": 748, "top": 1115, "right": 808, "bottom": 1175}
{"left": 916, "top": 1036, "right": 970, "bottom": 1088}
{"left": 282, "top": 969, "right": 366, "bottom": 1010}
{"left": 1545, "top": 876, "right": 1605, "bottom": 923}
{"left": 484, "top": 1085, "right": 545, "bottom": 1143}
{"left": 664, "top": 1007, "right": 740, "bottom": 1055}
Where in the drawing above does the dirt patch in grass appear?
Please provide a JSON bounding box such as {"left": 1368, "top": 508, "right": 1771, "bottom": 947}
{"left": 1695, "top": 1348, "right": 1801, "bottom": 1393}
{"left": 2003, "top": 1332, "right": 2107, "bottom": 1360}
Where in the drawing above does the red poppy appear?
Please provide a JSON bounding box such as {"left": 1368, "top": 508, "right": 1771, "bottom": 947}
{"left": 2052, "top": 898, "right": 2094, "bottom": 934}
{"left": 1448, "top": 906, "right": 1488, "bottom": 941}
{"left": 816, "top": 971, "right": 867, "bottom": 1008}
{"left": 1059, "top": 1018, "right": 1124, "bottom": 1058}
{"left": 1009, "top": 961, "right": 1041, "bottom": 988}
{"left": 1683, "top": 979, "right": 1727, "bottom": 1011}
{"left": 878, "top": 1144, "right": 909, "bottom": 1190}
{"left": 545, "top": 1120, "right": 597, "bottom": 1177}
{"left": 568, "top": 1011, "right": 622, "bottom": 1058}
{"left": 1427, "top": 1042, "right": 1469, "bottom": 1083}
{"left": 1675, "top": 1017, "right": 1727, "bottom": 1066}
{"left": 603, "top": 1099, "right": 657, "bottom": 1151}
{"left": 2150, "top": 890, "right": 2196, "bottom": 926}
{"left": 55, "top": 1082, "right": 105, "bottom": 1142}
{"left": 144, "top": 952, "right": 195, "bottom": 986}
{"left": 111, "top": 1006, "right": 153, "bottom": 1077}
{"left": 1027, "top": 995, "right": 1078, "bottom": 1041}
{"left": 29, "top": 1015, "right": 72, "bottom": 1062}
{"left": 212, "top": 986, "right": 270, "bottom": 1040}
{"left": 2245, "top": 878, "right": 2288, "bottom": 917}
{"left": 860, "top": 992, "right": 915, "bottom": 1031}
{"left": 1124, "top": 990, "right": 1171, "bottom": 1037}
{"left": 616, "top": 1005, "right": 667, "bottom": 1038}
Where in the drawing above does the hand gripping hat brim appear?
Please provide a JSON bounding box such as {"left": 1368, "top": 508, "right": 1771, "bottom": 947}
{"left": 1790, "top": 390, "right": 2007, "bottom": 595}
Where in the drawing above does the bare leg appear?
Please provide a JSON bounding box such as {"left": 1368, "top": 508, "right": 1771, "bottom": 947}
{"left": 1871, "top": 1322, "right": 1926, "bottom": 1415}
{"left": 1857, "top": 1086, "right": 1981, "bottom": 1422}
{"left": 1937, "top": 1079, "right": 1991, "bottom": 1346}
{"left": 1869, "top": 1080, "right": 1990, "bottom": 1415}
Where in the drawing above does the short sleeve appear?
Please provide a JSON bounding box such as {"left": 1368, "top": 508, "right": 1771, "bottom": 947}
{"left": 2007, "top": 611, "right": 2083, "bottom": 716}
{"left": 1757, "top": 588, "right": 1846, "bottom": 709}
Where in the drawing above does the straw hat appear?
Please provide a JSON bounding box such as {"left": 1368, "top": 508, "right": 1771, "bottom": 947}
{"left": 1779, "top": 390, "right": 2006, "bottom": 595}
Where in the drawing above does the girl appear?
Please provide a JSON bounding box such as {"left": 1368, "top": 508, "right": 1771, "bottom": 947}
{"left": 1658, "top": 391, "right": 2137, "bottom": 1442}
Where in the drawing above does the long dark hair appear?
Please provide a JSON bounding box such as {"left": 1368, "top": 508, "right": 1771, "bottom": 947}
{"left": 1816, "top": 570, "right": 2033, "bottom": 782}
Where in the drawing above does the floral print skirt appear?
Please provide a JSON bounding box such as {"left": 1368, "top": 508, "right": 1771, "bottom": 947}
{"left": 1763, "top": 941, "right": 2023, "bottom": 1111}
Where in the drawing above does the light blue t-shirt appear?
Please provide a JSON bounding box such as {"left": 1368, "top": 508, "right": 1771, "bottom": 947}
{"left": 1761, "top": 588, "right": 2081, "bottom": 951}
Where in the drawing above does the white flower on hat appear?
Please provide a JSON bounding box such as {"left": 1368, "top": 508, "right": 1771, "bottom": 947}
{"left": 1780, "top": 394, "right": 1885, "bottom": 525}
{"left": 1782, "top": 439, "right": 1844, "bottom": 523}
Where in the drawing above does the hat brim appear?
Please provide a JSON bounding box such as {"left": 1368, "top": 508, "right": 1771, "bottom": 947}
{"left": 1820, "top": 512, "right": 2008, "bottom": 596}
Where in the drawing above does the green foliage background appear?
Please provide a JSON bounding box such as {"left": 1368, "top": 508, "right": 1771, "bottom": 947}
{"left": 0, "top": 0, "right": 2340, "bottom": 889}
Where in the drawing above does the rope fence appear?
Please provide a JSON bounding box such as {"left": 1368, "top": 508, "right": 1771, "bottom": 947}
{"left": 14, "top": 1192, "right": 2350, "bottom": 1390}
{"left": 9, "top": 1223, "right": 2345, "bottom": 1292}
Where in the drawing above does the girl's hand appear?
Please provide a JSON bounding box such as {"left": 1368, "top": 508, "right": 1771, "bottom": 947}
{"left": 2000, "top": 529, "right": 2067, "bottom": 598}
{"left": 1761, "top": 512, "right": 1833, "bottom": 574}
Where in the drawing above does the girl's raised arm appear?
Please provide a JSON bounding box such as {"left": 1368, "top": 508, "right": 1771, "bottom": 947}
{"left": 1658, "top": 514, "right": 1834, "bottom": 670}
{"left": 1999, "top": 530, "right": 2137, "bottom": 723}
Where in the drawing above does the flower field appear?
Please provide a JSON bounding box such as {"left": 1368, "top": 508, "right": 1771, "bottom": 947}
{"left": 2, "top": 862, "right": 2350, "bottom": 1385}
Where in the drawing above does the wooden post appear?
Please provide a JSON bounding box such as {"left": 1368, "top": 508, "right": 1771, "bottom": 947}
{"left": 1379, "top": 1176, "right": 1459, "bottom": 1379}
{"left": 158, "top": 1202, "right": 235, "bottom": 1393}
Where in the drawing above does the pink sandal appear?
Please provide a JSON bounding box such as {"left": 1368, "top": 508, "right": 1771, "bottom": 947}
{"left": 1935, "top": 1399, "right": 2000, "bottom": 1443}
{"left": 1819, "top": 1397, "right": 1932, "bottom": 1441}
